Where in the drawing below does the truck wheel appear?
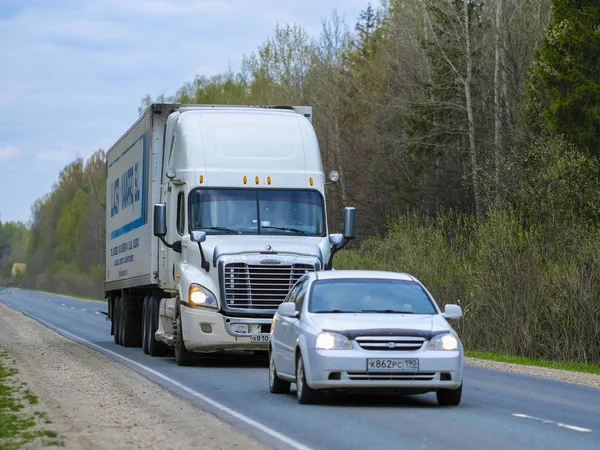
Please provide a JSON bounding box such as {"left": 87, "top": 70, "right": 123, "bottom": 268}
{"left": 436, "top": 384, "right": 462, "bottom": 406}
{"left": 296, "top": 352, "right": 318, "bottom": 404}
{"left": 113, "top": 296, "right": 122, "bottom": 345}
{"left": 173, "top": 314, "right": 194, "bottom": 366}
{"left": 148, "top": 296, "right": 168, "bottom": 357}
{"left": 142, "top": 296, "right": 150, "bottom": 354}
{"left": 122, "top": 296, "right": 142, "bottom": 348}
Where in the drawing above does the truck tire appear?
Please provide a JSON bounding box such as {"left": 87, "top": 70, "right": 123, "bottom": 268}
{"left": 148, "top": 296, "right": 168, "bottom": 357}
{"left": 142, "top": 296, "right": 150, "bottom": 354}
{"left": 173, "top": 314, "right": 195, "bottom": 366}
{"left": 113, "top": 296, "right": 122, "bottom": 345}
{"left": 122, "top": 295, "right": 142, "bottom": 348}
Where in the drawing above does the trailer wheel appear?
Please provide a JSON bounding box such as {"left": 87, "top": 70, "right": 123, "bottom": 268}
{"left": 142, "top": 296, "right": 150, "bottom": 354}
{"left": 113, "top": 296, "right": 122, "bottom": 345}
{"left": 148, "top": 296, "right": 168, "bottom": 357}
{"left": 173, "top": 313, "right": 195, "bottom": 366}
{"left": 122, "top": 295, "right": 142, "bottom": 348}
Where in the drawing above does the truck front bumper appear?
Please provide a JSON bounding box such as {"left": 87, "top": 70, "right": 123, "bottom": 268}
{"left": 180, "top": 305, "right": 272, "bottom": 352}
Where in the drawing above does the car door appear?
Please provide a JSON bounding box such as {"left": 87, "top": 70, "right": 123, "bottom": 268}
{"left": 273, "top": 283, "right": 299, "bottom": 377}
{"left": 279, "top": 279, "right": 308, "bottom": 375}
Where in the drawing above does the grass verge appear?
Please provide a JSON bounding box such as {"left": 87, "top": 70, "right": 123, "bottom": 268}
{"left": 0, "top": 351, "right": 63, "bottom": 449}
{"left": 466, "top": 350, "right": 600, "bottom": 375}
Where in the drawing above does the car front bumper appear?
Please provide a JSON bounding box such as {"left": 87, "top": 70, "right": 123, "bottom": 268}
{"left": 304, "top": 347, "right": 463, "bottom": 391}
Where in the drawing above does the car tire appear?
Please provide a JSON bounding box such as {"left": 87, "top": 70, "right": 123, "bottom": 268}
{"left": 269, "top": 349, "right": 290, "bottom": 394}
{"left": 173, "top": 313, "right": 195, "bottom": 366}
{"left": 296, "top": 352, "right": 318, "bottom": 404}
{"left": 436, "top": 383, "right": 462, "bottom": 406}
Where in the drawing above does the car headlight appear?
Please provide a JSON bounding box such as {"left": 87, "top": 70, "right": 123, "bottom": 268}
{"left": 429, "top": 333, "right": 459, "bottom": 351}
{"left": 188, "top": 284, "right": 218, "bottom": 308}
{"left": 315, "top": 332, "right": 352, "bottom": 350}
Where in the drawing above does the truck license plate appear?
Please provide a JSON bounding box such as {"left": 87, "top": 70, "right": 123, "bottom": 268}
{"left": 251, "top": 334, "right": 270, "bottom": 343}
{"left": 366, "top": 358, "right": 419, "bottom": 373}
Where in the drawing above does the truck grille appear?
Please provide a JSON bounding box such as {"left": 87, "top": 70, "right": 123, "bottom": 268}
{"left": 356, "top": 336, "right": 425, "bottom": 351}
{"left": 223, "top": 263, "right": 315, "bottom": 310}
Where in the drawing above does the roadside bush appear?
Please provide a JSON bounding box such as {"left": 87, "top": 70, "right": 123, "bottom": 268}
{"left": 334, "top": 207, "right": 600, "bottom": 364}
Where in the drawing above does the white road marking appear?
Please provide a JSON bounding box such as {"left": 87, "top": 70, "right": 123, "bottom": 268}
{"left": 81, "top": 309, "right": 86, "bottom": 312}
{"left": 512, "top": 413, "right": 592, "bottom": 433}
{"left": 61, "top": 303, "right": 66, "bottom": 306}
{"left": 31, "top": 317, "right": 313, "bottom": 450}
{"left": 71, "top": 306, "right": 75, "bottom": 309}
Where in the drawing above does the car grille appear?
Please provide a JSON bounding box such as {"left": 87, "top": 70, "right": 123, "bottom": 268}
{"left": 355, "top": 336, "right": 425, "bottom": 351}
{"left": 347, "top": 372, "right": 435, "bottom": 381}
{"left": 223, "top": 263, "right": 315, "bottom": 310}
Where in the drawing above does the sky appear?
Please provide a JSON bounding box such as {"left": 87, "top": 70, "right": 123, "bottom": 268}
{"left": 0, "top": 0, "right": 368, "bottom": 224}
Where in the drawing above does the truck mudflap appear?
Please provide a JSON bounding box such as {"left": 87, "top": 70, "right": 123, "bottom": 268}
{"left": 179, "top": 305, "right": 273, "bottom": 353}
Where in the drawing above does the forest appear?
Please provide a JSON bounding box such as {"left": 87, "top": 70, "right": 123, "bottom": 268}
{"left": 2, "top": 0, "right": 599, "bottom": 363}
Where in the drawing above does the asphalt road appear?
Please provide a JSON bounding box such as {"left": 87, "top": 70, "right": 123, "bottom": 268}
{"left": 1, "top": 287, "right": 599, "bottom": 450}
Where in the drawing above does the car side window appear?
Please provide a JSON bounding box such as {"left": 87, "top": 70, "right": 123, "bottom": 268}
{"left": 294, "top": 281, "right": 308, "bottom": 313}
{"left": 285, "top": 283, "right": 300, "bottom": 303}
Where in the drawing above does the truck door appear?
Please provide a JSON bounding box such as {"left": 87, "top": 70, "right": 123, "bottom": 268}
{"left": 164, "top": 186, "right": 186, "bottom": 290}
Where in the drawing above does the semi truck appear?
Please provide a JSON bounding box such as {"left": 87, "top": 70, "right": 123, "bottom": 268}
{"left": 104, "top": 103, "right": 356, "bottom": 365}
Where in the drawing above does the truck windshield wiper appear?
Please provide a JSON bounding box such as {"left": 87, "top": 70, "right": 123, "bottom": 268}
{"left": 203, "top": 227, "right": 239, "bottom": 235}
{"left": 361, "top": 309, "right": 415, "bottom": 314}
{"left": 261, "top": 226, "right": 306, "bottom": 236}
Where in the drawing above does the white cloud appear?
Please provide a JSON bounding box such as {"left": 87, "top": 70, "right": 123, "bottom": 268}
{"left": 0, "top": 145, "right": 20, "bottom": 162}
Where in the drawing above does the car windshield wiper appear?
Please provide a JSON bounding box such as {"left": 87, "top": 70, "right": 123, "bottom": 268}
{"left": 315, "top": 309, "right": 356, "bottom": 314}
{"left": 261, "top": 226, "right": 306, "bottom": 236}
{"left": 202, "top": 227, "right": 239, "bottom": 235}
{"left": 361, "top": 309, "right": 416, "bottom": 314}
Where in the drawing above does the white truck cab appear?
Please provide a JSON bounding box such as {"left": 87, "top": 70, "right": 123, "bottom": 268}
{"left": 105, "top": 104, "right": 355, "bottom": 365}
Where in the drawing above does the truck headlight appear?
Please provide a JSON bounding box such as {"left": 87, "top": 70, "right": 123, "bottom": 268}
{"left": 429, "top": 333, "right": 459, "bottom": 351}
{"left": 188, "top": 284, "right": 218, "bottom": 309}
{"left": 315, "top": 332, "right": 351, "bottom": 350}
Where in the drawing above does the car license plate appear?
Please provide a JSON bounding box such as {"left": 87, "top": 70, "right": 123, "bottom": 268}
{"left": 367, "top": 358, "right": 419, "bottom": 373}
{"left": 251, "top": 334, "right": 270, "bottom": 343}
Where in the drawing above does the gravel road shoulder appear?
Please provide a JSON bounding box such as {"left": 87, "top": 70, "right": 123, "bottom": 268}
{"left": 0, "top": 302, "right": 264, "bottom": 450}
{"left": 465, "top": 357, "right": 600, "bottom": 389}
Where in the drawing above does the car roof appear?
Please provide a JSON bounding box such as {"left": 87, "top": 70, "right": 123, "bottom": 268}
{"left": 313, "top": 270, "right": 416, "bottom": 282}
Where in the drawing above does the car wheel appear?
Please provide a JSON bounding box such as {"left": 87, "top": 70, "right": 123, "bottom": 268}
{"left": 296, "top": 352, "right": 318, "bottom": 404}
{"left": 436, "top": 383, "right": 462, "bottom": 406}
{"left": 269, "top": 349, "right": 290, "bottom": 394}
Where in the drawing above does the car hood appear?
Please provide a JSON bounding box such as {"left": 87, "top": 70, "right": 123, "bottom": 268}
{"left": 308, "top": 313, "right": 451, "bottom": 339}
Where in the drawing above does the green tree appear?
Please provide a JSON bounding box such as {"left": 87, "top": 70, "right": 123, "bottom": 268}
{"left": 526, "top": 0, "right": 600, "bottom": 154}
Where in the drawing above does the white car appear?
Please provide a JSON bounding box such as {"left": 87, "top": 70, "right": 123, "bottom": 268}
{"left": 268, "top": 270, "right": 464, "bottom": 405}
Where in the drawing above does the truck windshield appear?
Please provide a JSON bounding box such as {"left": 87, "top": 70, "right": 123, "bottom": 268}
{"left": 189, "top": 189, "right": 326, "bottom": 236}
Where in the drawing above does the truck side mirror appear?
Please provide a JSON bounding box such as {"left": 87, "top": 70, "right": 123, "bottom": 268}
{"left": 343, "top": 207, "right": 356, "bottom": 240}
{"left": 154, "top": 204, "right": 167, "bottom": 237}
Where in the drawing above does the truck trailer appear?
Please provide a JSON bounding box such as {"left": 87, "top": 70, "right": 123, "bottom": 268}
{"left": 104, "top": 103, "right": 355, "bottom": 365}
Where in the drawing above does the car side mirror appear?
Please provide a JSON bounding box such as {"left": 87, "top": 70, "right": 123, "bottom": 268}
{"left": 277, "top": 302, "right": 298, "bottom": 318}
{"left": 190, "top": 231, "right": 207, "bottom": 243}
{"left": 443, "top": 304, "right": 462, "bottom": 319}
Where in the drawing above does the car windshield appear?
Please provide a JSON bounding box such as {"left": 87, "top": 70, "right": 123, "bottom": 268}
{"left": 308, "top": 279, "right": 437, "bottom": 314}
{"left": 189, "top": 188, "right": 326, "bottom": 236}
